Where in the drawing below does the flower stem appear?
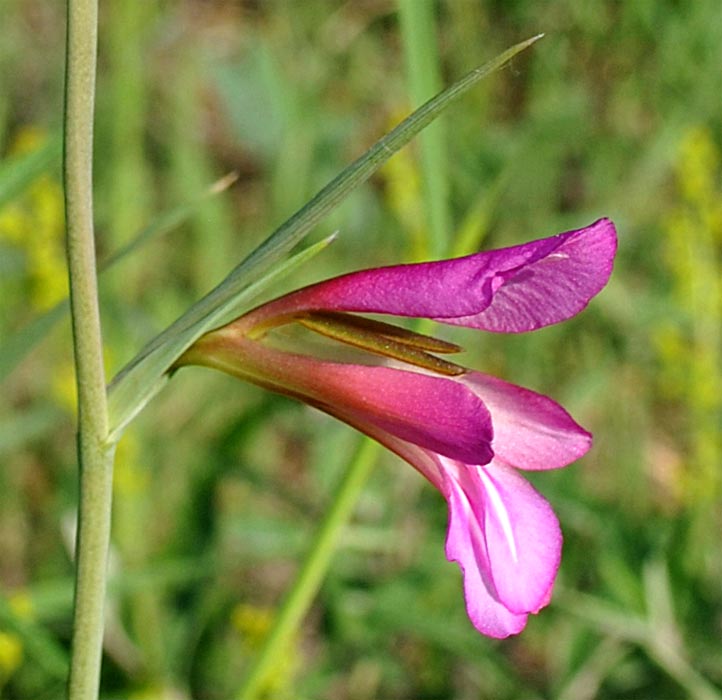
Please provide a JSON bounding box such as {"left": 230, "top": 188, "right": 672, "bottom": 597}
{"left": 236, "top": 438, "right": 379, "bottom": 700}
{"left": 63, "top": 2, "right": 115, "bottom": 699}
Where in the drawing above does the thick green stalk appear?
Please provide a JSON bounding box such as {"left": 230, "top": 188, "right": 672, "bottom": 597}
{"left": 236, "top": 439, "right": 379, "bottom": 700}
{"left": 63, "top": 1, "right": 115, "bottom": 699}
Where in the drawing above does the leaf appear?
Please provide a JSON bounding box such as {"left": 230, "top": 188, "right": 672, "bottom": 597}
{"left": 0, "top": 595, "right": 68, "bottom": 679}
{"left": 106, "top": 36, "right": 544, "bottom": 440}
{"left": 0, "top": 405, "right": 61, "bottom": 456}
{"left": 0, "top": 303, "right": 68, "bottom": 385}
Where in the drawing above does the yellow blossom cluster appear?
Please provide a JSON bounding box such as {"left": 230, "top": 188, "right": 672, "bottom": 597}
{"left": 0, "top": 591, "right": 34, "bottom": 685}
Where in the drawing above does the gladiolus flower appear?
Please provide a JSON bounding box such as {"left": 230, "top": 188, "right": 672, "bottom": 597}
{"left": 179, "top": 218, "right": 617, "bottom": 638}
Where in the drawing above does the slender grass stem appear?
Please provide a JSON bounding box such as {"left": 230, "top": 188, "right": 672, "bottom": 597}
{"left": 63, "top": 1, "right": 115, "bottom": 698}
{"left": 236, "top": 439, "right": 379, "bottom": 700}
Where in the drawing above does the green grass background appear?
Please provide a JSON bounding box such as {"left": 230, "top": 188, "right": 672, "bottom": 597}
{"left": 1, "top": 1, "right": 721, "bottom": 698}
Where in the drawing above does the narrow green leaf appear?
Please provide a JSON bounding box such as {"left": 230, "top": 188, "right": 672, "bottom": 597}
{"left": 0, "top": 595, "right": 68, "bottom": 679}
{"left": 0, "top": 405, "right": 61, "bottom": 456}
{"left": 107, "top": 36, "right": 543, "bottom": 439}
{"left": 0, "top": 303, "right": 68, "bottom": 385}
{"left": 224, "top": 35, "right": 543, "bottom": 295}
{"left": 101, "top": 172, "right": 238, "bottom": 270}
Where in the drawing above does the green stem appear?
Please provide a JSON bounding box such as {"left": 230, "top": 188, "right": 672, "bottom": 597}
{"left": 63, "top": 2, "right": 115, "bottom": 699}
{"left": 237, "top": 439, "right": 379, "bottom": 700}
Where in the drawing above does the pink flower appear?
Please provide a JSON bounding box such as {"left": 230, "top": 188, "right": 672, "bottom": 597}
{"left": 180, "top": 218, "right": 617, "bottom": 638}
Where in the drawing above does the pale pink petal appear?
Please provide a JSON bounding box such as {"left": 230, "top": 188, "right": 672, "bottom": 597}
{"left": 440, "top": 460, "right": 528, "bottom": 637}
{"left": 464, "top": 372, "right": 592, "bottom": 470}
{"left": 326, "top": 422, "right": 563, "bottom": 639}
{"left": 316, "top": 421, "right": 529, "bottom": 637}
{"left": 246, "top": 219, "right": 616, "bottom": 333}
{"left": 441, "top": 458, "right": 561, "bottom": 632}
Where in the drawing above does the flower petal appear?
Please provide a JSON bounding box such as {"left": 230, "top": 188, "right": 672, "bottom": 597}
{"left": 247, "top": 219, "right": 616, "bottom": 333}
{"left": 442, "top": 458, "right": 562, "bottom": 632}
{"left": 450, "top": 218, "right": 617, "bottom": 332}
{"left": 188, "top": 331, "right": 495, "bottom": 466}
{"left": 464, "top": 372, "right": 591, "bottom": 470}
{"left": 309, "top": 363, "right": 495, "bottom": 465}
{"left": 315, "top": 422, "right": 528, "bottom": 637}
{"left": 315, "top": 414, "right": 562, "bottom": 638}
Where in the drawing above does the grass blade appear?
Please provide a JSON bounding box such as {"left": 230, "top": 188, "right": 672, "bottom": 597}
{"left": 107, "top": 234, "right": 337, "bottom": 441}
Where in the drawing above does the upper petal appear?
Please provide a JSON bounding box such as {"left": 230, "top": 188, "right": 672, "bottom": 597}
{"left": 448, "top": 218, "right": 617, "bottom": 332}
{"left": 464, "top": 372, "right": 592, "bottom": 470}
{"left": 247, "top": 218, "right": 616, "bottom": 333}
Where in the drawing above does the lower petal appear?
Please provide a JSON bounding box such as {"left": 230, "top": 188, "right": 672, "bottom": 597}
{"left": 441, "top": 458, "right": 561, "bottom": 635}
{"left": 475, "top": 461, "right": 561, "bottom": 613}
{"left": 307, "top": 415, "right": 562, "bottom": 639}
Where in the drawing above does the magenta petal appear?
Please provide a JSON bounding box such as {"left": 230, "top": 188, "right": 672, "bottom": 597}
{"left": 441, "top": 458, "right": 561, "bottom": 634}
{"left": 450, "top": 218, "right": 617, "bottom": 332}
{"left": 313, "top": 425, "right": 530, "bottom": 637}
{"left": 312, "top": 364, "right": 494, "bottom": 465}
{"left": 464, "top": 372, "right": 592, "bottom": 470}
{"left": 252, "top": 219, "right": 616, "bottom": 333}
{"left": 192, "top": 331, "right": 496, "bottom": 466}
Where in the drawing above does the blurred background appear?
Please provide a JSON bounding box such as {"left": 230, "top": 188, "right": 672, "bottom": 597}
{"left": 1, "top": 1, "right": 721, "bottom": 698}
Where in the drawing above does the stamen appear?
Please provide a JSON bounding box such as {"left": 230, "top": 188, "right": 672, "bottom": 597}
{"left": 297, "top": 311, "right": 467, "bottom": 376}
{"left": 301, "top": 311, "right": 463, "bottom": 353}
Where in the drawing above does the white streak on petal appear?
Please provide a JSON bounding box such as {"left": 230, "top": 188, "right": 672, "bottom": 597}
{"left": 478, "top": 467, "right": 518, "bottom": 563}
